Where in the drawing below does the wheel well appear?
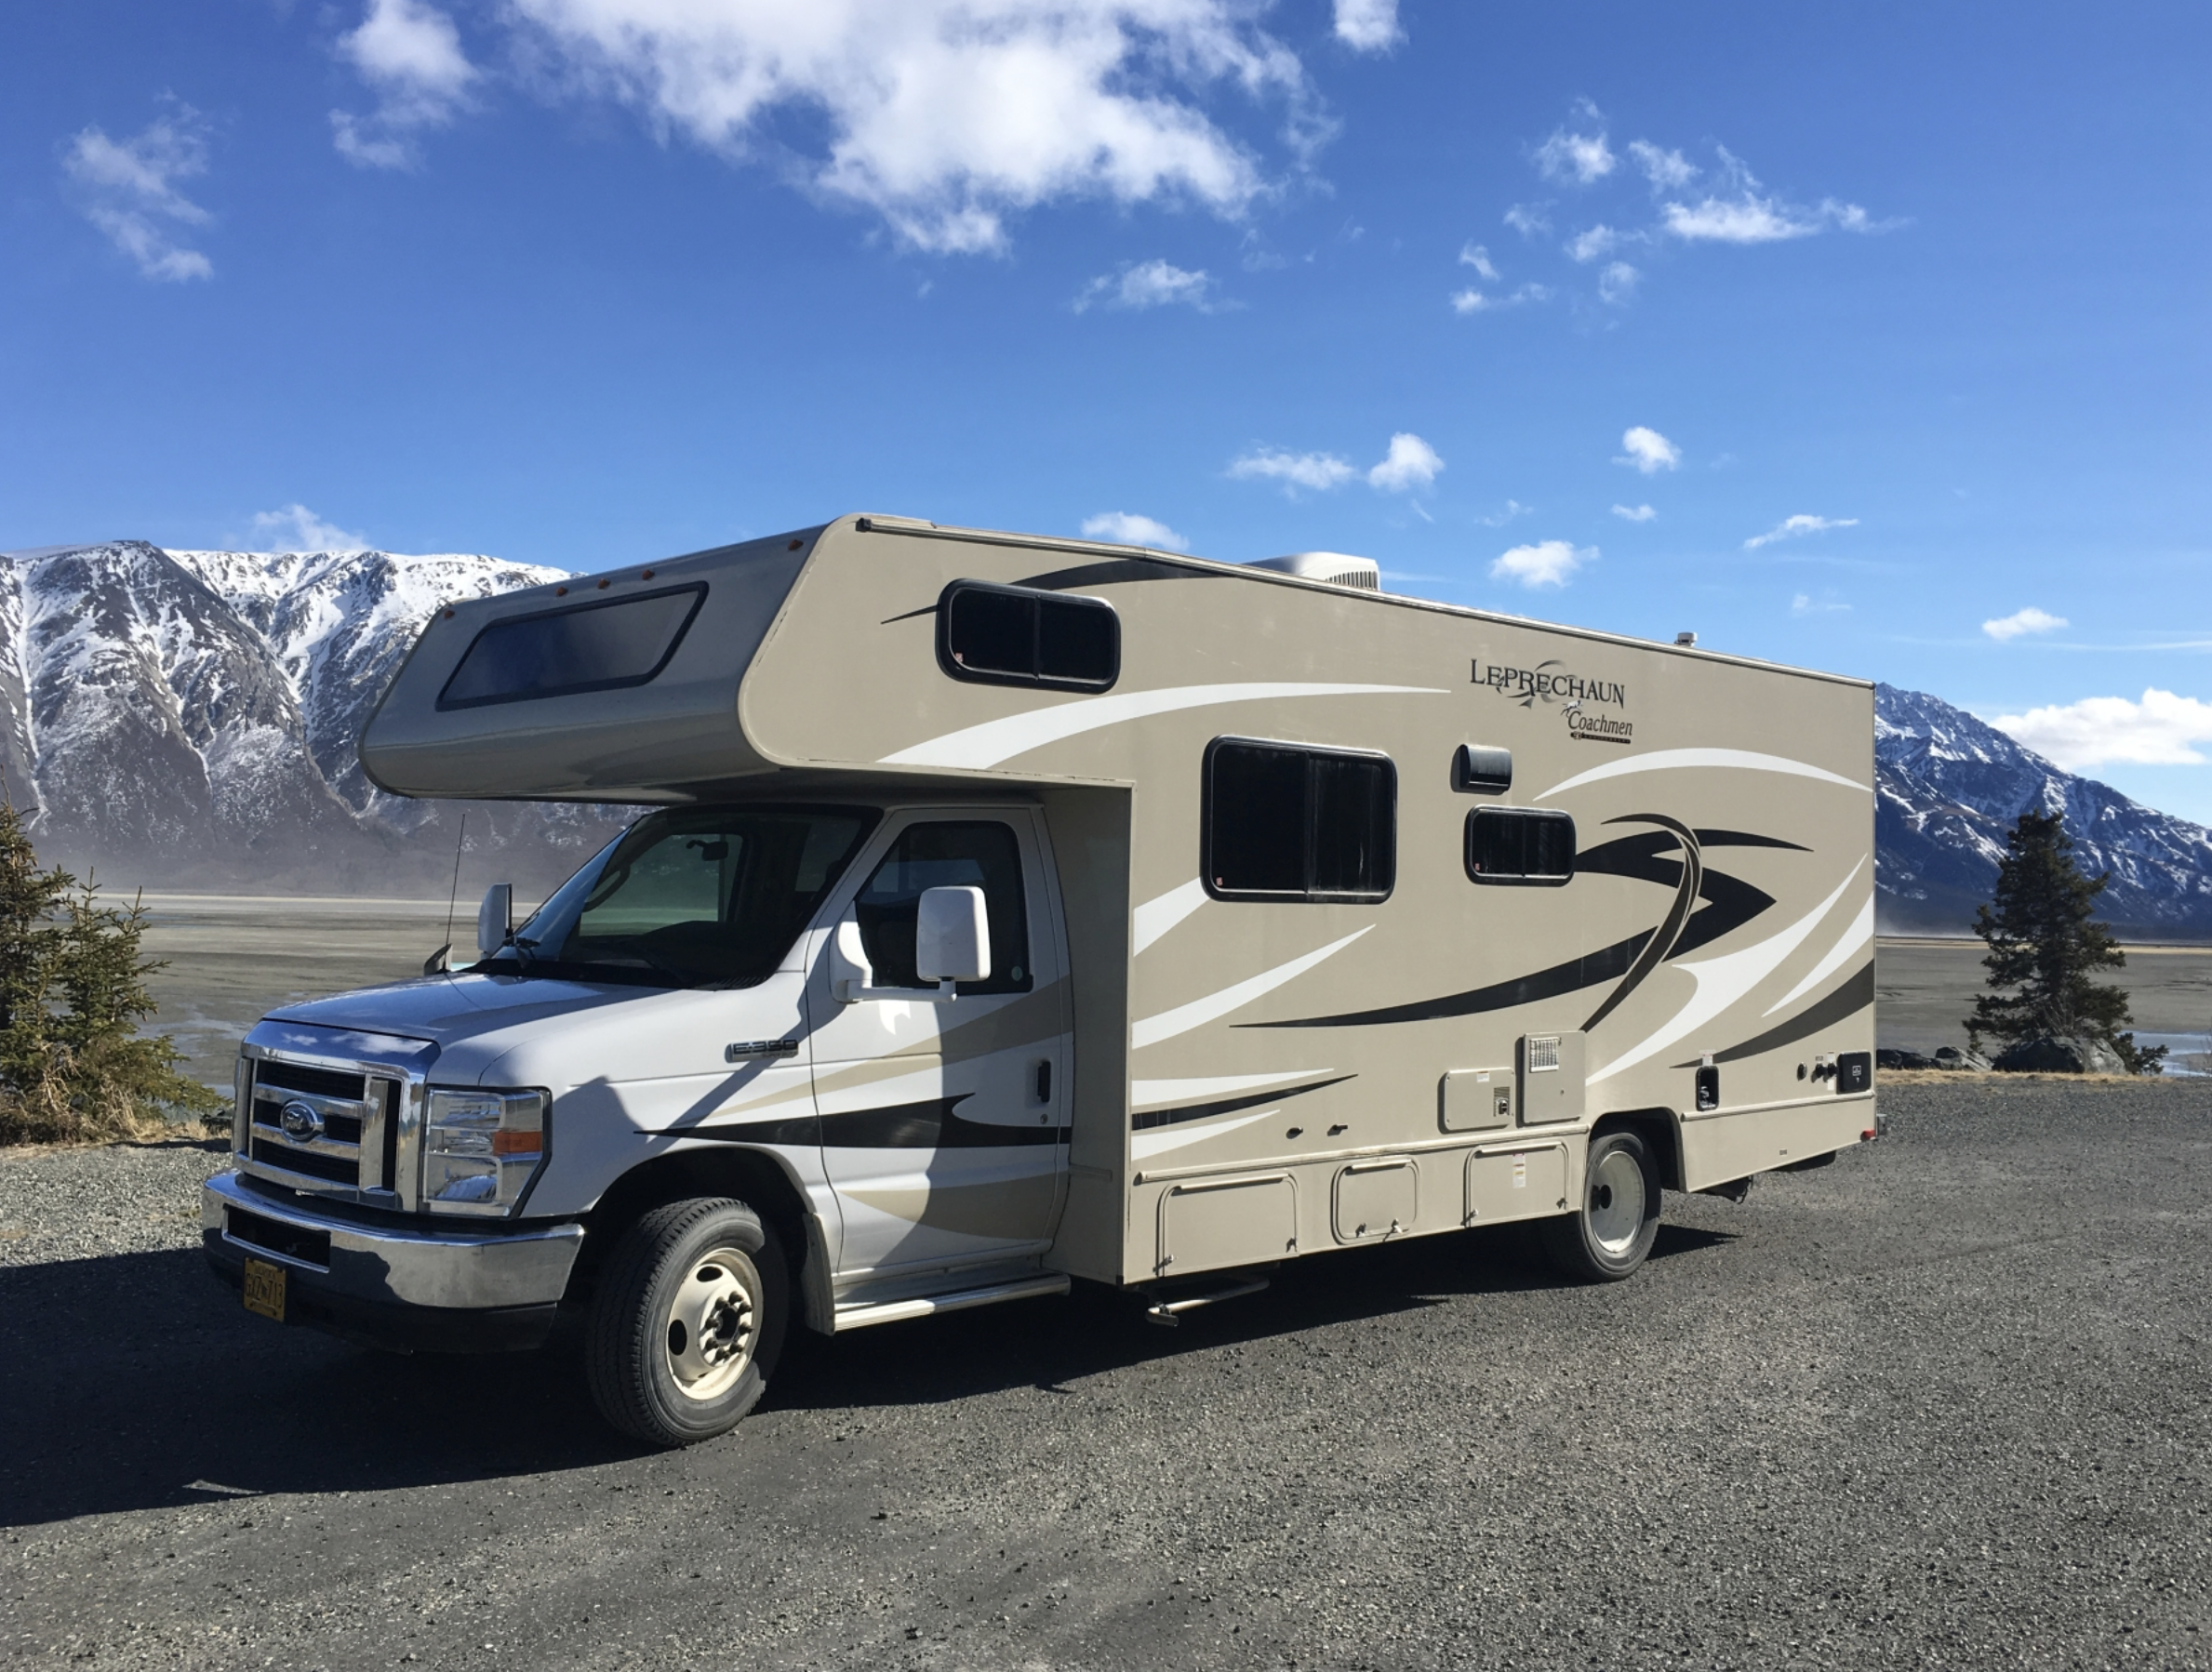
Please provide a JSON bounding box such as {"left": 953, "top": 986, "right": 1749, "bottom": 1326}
{"left": 566, "top": 1147, "right": 814, "bottom": 1307}
{"left": 1592, "top": 1108, "right": 1684, "bottom": 1192}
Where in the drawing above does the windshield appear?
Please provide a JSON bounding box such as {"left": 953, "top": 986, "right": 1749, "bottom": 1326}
{"left": 486, "top": 805, "right": 878, "bottom": 989}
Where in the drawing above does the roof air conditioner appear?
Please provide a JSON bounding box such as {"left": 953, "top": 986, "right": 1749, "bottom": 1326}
{"left": 1246, "top": 551, "right": 1381, "bottom": 591}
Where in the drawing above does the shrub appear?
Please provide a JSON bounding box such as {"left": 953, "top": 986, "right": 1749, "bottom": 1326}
{"left": 0, "top": 802, "right": 226, "bottom": 1144}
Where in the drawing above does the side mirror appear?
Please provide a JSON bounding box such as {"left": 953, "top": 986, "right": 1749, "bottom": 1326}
{"left": 476, "top": 882, "right": 513, "bottom": 962}
{"left": 916, "top": 885, "right": 991, "bottom": 985}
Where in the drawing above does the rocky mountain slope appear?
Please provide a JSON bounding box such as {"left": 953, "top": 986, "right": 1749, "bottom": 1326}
{"left": 0, "top": 540, "right": 628, "bottom": 895}
{"left": 1876, "top": 683, "right": 2212, "bottom": 938}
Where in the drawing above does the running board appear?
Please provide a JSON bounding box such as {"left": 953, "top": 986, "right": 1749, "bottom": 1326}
{"left": 832, "top": 1272, "right": 1071, "bottom": 1332}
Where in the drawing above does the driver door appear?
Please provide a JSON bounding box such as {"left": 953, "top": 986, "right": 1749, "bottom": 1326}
{"left": 804, "top": 809, "right": 1071, "bottom": 1281}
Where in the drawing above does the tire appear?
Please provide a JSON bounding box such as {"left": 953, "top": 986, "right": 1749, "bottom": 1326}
{"left": 1543, "top": 1129, "right": 1661, "bottom": 1282}
{"left": 586, "top": 1197, "right": 789, "bottom": 1447}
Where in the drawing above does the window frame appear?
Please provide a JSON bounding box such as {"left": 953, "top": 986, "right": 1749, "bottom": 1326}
{"left": 1201, "top": 736, "right": 1398, "bottom": 905}
{"left": 436, "top": 582, "right": 709, "bottom": 711}
{"left": 935, "top": 578, "right": 1120, "bottom": 694}
{"left": 1463, "top": 806, "right": 1578, "bottom": 888}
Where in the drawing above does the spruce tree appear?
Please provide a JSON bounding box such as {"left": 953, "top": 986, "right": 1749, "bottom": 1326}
{"left": 1967, "top": 809, "right": 2165, "bottom": 1074}
{"left": 0, "top": 802, "right": 224, "bottom": 1142}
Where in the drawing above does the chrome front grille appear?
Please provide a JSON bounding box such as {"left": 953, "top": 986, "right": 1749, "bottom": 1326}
{"left": 237, "top": 1043, "right": 423, "bottom": 1209}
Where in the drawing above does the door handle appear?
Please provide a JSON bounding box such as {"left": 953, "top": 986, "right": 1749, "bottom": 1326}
{"left": 1034, "top": 1059, "right": 1052, "bottom": 1104}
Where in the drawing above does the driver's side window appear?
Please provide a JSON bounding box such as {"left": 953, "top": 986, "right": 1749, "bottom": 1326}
{"left": 854, "top": 821, "right": 1033, "bottom": 995}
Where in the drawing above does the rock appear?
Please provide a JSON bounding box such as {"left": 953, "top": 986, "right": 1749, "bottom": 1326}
{"left": 1992, "top": 1036, "right": 2129, "bottom": 1075}
{"left": 1877, "top": 1048, "right": 1938, "bottom": 1069}
{"left": 1933, "top": 1046, "right": 1992, "bottom": 1071}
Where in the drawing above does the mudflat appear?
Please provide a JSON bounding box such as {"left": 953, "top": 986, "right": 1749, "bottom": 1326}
{"left": 1876, "top": 936, "right": 2212, "bottom": 1055}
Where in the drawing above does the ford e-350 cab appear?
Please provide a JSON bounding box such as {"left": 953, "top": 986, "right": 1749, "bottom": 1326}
{"left": 206, "top": 515, "right": 1878, "bottom": 1447}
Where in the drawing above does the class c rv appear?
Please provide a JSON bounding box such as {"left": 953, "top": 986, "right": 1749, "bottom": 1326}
{"left": 203, "top": 514, "right": 1879, "bottom": 1447}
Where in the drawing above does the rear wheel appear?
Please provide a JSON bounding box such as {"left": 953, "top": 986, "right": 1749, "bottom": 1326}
{"left": 586, "top": 1197, "right": 789, "bottom": 1447}
{"left": 1544, "top": 1129, "right": 1660, "bottom": 1281}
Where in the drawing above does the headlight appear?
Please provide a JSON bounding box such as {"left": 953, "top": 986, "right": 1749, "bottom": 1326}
{"left": 421, "top": 1088, "right": 549, "bottom": 1216}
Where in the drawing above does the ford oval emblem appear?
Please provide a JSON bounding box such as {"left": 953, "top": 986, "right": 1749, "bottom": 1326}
{"left": 279, "top": 1100, "right": 324, "bottom": 1142}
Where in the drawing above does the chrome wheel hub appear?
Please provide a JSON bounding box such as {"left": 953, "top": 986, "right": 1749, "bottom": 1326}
{"left": 664, "top": 1246, "right": 760, "bottom": 1401}
{"left": 1588, "top": 1148, "right": 1647, "bottom": 1254}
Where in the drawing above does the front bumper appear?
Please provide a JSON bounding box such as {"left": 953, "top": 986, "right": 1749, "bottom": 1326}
{"left": 202, "top": 1169, "right": 585, "bottom": 1354}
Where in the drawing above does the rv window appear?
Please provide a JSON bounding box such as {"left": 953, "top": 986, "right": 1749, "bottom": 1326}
{"left": 939, "top": 581, "right": 1119, "bottom": 691}
{"left": 438, "top": 584, "right": 707, "bottom": 710}
{"left": 1465, "top": 807, "right": 1576, "bottom": 886}
{"left": 1205, "top": 738, "right": 1396, "bottom": 901}
{"left": 854, "top": 820, "right": 1033, "bottom": 995}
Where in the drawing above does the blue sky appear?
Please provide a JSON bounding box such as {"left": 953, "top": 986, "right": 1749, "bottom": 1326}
{"left": 5, "top": 1, "right": 2211, "bottom": 818}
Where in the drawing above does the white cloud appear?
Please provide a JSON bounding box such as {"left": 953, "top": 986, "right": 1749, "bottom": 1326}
{"left": 1981, "top": 605, "right": 2068, "bottom": 642}
{"left": 1366, "top": 432, "right": 1443, "bottom": 492}
{"left": 1660, "top": 149, "right": 1876, "bottom": 245}
{"left": 1332, "top": 0, "right": 1401, "bottom": 51}
{"left": 1503, "top": 202, "right": 1551, "bottom": 238}
{"left": 1597, "top": 260, "right": 1638, "bottom": 304}
{"left": 500, "top": 0, "right": 1311, "bottom": 254}
{"left": 1074, "top": 258, "right": 1214, "bottom": 312}
{"left": 1451, "top": 282, "right": 1549, "bottom": 313}
{"left": 1611, "top": 503, "right": 1656, "bottom": 523}
{"left": 1627, "top": 139, "right": 1696, "bottom": 190}
{"left": 1564, "top": 224, "right": 1618, "bottom": 263}
{"left": 1791, "top": 591, "right": 1849, "bottom": 616}
{"left": 1990, "top": 689, "right": 2212, "bottom": 769}
{"left": 1615, "top": 426, "right": 1680, "bottom": 474}
{"left": 1458, "top": 241, "right": 1499, "bottom": 281}
{"left": 1533, "top": 107, "right": 1614, "bottom": 185}
{"left": 1082, "top": 511, "right": 1188, "bottom": 550}
{"left": 252, "top": 504, "right": 371, "bottom": 553}
{"left": 1490, "top": 538, "right": 1592, "bottom": 589}
{"left": 332, "top": 0, "right": 479, "bottom": 169}
{"left": 1230, "top": 448, "right": 1357, "bottom": 493}
{"left": 1477, "top": 499, "right": 1533, "bottom": 527}
{"left": 1745, "top": 512, "right": 1859, "bottom": 550}
{"left": 62, "top": 106, "right": 214, "bottom": 282}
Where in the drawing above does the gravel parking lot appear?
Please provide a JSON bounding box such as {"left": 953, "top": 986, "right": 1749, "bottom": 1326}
{"left": 4, "top": 1078, "right": 2208, "bottom": 1670}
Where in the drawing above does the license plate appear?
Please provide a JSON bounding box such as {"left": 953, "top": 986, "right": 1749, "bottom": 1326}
{"left": 242, "top": 1256, "right": 286, "bottom": 1322}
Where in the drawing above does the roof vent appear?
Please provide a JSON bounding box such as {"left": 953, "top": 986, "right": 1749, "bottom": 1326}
{"left": 1246, "top": 551, "right": 1381, "bottom": 591}
{"left": 1674, "top": 630, "right": 1698, "bottom": 647}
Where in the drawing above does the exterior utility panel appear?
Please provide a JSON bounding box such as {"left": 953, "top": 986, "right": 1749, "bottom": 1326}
{"left": 209, "top": 512, "right": 1873, "bottom": 1439}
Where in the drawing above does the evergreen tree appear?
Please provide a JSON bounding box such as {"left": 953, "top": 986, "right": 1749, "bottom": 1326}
{"left": 0, "top": 802, "right": 225, "bottom": 1142}
{"left": 1967, "top": 809, "right": 2165, "bottom": 1074}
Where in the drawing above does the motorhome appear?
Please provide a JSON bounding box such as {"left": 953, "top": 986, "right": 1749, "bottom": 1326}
{"left": 203, "top": 514, "right": 1878, "bottom": 1446}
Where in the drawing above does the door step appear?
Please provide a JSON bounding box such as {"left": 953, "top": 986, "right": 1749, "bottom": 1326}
{"left": 1142, "top": 1275, "right": 1271, "bottom": 1328}
{"left": 832, "top": 1271, "right": 1070, "bottom": 1332}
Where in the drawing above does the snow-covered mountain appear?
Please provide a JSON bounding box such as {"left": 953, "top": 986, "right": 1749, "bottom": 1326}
{"left": 1876, "top": 683, "right": 2212, "bottom": 937}
{"left": 0, "top": 540, "right": 630, "bottom": 893}
{"left": 6, "top": 544, "right": 2208, "bottom": 929}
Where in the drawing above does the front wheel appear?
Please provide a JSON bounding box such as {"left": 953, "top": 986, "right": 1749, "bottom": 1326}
{"left": 586, "top": 1197, "right": 789, "bottom": 1447}
{"left": 1543, "top": 1129, "right": 1660, "bottom": 1282}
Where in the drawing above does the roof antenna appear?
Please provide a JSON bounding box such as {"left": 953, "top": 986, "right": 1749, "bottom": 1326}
{"left": 424, "top": 808, "right": 467, "bottom": 976}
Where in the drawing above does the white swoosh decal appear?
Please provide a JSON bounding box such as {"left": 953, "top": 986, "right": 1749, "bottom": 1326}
{"left": 1132, "top": 879, "right": 1208, "bottom": 955}
{"left": 1765, "top": 894, "right": 1874, "bottom": 1015}
{"left": 1132, "top": 927, "right": 1371, "bottom": 1050}
{"left": 1132, "top": 1068, "right": 1338, "bottom": 1109}
{"left": 1535, "top": 748, "right": 1870, "bottom": 802}
{"left": 1132, "top": 1108, "right": 1279, "bottom": 1161}
{"left": 1587, "top": 860, "right": 1864, "bottom": 1085}
{"left": 880, "top": 683, "right": 1446, "bottom": 770}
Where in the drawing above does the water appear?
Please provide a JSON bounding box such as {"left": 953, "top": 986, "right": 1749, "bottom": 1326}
{"left": 2132, "top": 1032, "right": 2212, "bottom": 1077}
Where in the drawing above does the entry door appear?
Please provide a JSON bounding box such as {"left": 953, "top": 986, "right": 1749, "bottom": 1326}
{"left": 805, "top": 810, "right": 1071, "bottom": 1280}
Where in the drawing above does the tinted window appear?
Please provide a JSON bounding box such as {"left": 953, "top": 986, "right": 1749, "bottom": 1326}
{"left": 1466, "top": 808, "right": 1576, "bottom": 885}
{"left": 855, "top": 821, "right": 1033, "bottom": 995}
{"left": 1206, "top": 739, "right": 1395, "bottom": 901}
{"left": 939, "top": 581, "right": 1119, "bottom": 691}
{"left": 438, "top": 585, "right": 706, "bottom": 710}
{"left": 501, "top": 806, "right": 876, "bottom": 987}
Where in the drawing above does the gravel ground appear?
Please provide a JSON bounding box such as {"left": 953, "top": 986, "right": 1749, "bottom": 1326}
{"left": 4, "top": 1079, "right": 2208, "bottom": 1670}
